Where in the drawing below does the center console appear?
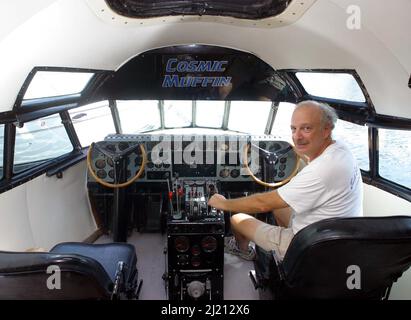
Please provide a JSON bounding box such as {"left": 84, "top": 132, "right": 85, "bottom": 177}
{"left": 166, "top": 178, "right": 224, "bottom": 300}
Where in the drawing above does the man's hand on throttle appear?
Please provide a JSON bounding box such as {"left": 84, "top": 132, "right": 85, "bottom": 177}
{"left": 208, "top": 194, "right": 226, "bottom": 210}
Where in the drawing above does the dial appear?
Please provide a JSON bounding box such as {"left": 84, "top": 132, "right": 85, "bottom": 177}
{"left": 174, "top": 236, "right": 189, "bottom": 253}
{"left": 96, "top": 170, "right": 107, "bottom": 179}
{"left": 219, "top": 168, "right": 230, "bottom": 178}
{"left": 230, "top": 168, "right": 240, "bottom": 178}
{"left": 95, "top": 159, "right": 106, "bottom": 169}
{"left": 201, "top": 236, "right": 217, "bottom": 253}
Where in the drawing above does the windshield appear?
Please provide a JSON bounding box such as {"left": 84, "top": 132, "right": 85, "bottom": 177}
{"left": 70, "top": 99, "right": 277, "bottom": 144}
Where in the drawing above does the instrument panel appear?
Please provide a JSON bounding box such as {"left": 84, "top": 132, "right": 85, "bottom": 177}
{"left": 87, "top": 133, "right": 298, "bottom": 184}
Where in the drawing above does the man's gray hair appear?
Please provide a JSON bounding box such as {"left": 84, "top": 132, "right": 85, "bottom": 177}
{"left": 296, "top": 100, "right": 338, "bottom": 130}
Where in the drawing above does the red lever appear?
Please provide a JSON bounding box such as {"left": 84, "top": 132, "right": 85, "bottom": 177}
{"left": 168, "top": 191, "right": 173, "bottom": 200}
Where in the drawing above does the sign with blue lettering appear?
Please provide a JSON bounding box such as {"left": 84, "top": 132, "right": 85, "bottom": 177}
{"left": 98, "top": 45, "right": 290, "bottom": 101}
{"left": 162, "top": 58, "right": 232, "bottom": 88}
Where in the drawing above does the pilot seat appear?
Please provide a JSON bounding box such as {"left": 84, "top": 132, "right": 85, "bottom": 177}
{"left": 0, "top": 242, "right": 141, "bottom": 300}
{"left": 250, "top": 216, "right": 411, "bottom": 300}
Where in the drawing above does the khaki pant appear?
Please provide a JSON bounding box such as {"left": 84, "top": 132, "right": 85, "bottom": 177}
{"left": 254, "top": 223, "right": 294, "bottom": 260}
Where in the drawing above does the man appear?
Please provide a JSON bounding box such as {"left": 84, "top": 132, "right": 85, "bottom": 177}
{"left": 208, "top": 100, "right": 363, "bottom": 260}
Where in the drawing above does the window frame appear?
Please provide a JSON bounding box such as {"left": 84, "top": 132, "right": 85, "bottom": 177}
{"left": 364, "top": 126, "right": 411, "bottom": 202}
{"left": 0, "top": 113, "right": 83, "bottom": 194}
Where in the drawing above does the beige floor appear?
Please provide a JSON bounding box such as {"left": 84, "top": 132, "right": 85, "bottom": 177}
{"left": 96, "top": 231, "right": 259, "bottom": 300}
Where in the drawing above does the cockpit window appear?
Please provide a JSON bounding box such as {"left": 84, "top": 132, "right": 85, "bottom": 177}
{"left": 195, "top": 101, "right": 225, "bottom": 128}
{"left": 23, "top": 71, "right": 94, "bottom": 100}
{"left": 379, "top": 128, "right": 411, "bottom": 189}
{"left": 228, "top": 101, "right": 271, "bottom": 134}
{"left": 105, "top": 0, "right": 290, "bottom": 19}
{"left": 117, "top": 100, "right": 161, "bottom": 133}
{"left": 296, "top": 72, "right": 366, "bottom": 103}
{"left": 271, "top": 102, "right": 294, "bottom": 143}
{"left": 14, "top": 115, "right": 73, "bottom": 173}
{"left": 69, "top": 101, "right": 116, "bottom": 147}
{"left": 333, "top": 120, "right": 369, "bottom": 171}
{"left": 164, "top": 100, "right": 193, "bottom": 128}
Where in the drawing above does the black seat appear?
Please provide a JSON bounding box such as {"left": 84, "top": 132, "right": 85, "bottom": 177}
{"left": 0, "top": 242, "right": 141, "bottom": 300}
{"left": 252, "top": 216, "right": 411, "bottom": 300}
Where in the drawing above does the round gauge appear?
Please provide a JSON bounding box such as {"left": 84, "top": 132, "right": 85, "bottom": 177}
{"left": 118, "top": 142, "right": 129, "bottom": 151}
{"left": 191, "top": 256, "right": 201, "bottom": 268}
{"left": 219, "top": 168, "right": 230, "bottom": 178}
{"left": 106, "top": 144, "right": 116, "bottom": 152}
{"left": 174, "top": 236, "right": 190, "bottom": 253}
{"left": 201, "top": 236, "right": 217, "bottom": 253}
{"left": 108, "top": 170, "right": 115, "bottom": 179}
{"left": 95, "top": 159, "right": 106, "bottom": 169}
{"left": 107, "top": 158, "right": 114, "bottom": 167}
{"left": 185, "top": 180, "right": 194, "bottom": 186}
{"left": 191, "top": 245, "right": 201, "bottom": 256}
{"left": 177, "top": 255, "right": 189, "bottom": 265}
{"left": 96, "top": 170, "right": 107, "bottom": 179}
{"left": 147, "top": 162, "right": 154, "bottom": 169}
{"left": 230, "top": 169, "right": 240, "bottom": 178}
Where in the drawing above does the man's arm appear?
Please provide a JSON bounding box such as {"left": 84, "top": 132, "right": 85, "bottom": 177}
{"left": 208, "top": 190, "right": 289, "bottom": 214}
{"left": 273, "top": 206, "right": 292, "bottom": 227}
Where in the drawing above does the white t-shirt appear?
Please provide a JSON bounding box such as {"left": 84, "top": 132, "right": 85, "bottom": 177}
{"left": 278, "top": 140, "right": 363, "bottom": 234}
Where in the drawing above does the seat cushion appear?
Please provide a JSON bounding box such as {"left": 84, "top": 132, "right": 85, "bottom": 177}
{"left": 50, "top": 242, "right": 137, "bottom": 283}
